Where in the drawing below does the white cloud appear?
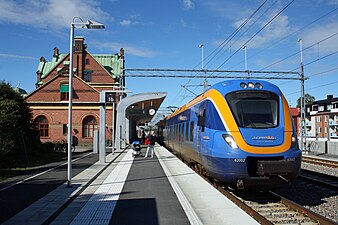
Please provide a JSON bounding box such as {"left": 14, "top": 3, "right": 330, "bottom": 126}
{"left": 214, "top": 11, "right": 294, "bottom": 50}
{"left": 119, "top": 17, "right": 141, "bottom": 26}
{"left": 93, "top": 42, "right": 159, "bottom": 58}
{"left": 301, "top": 22, "right": 338, "bottom": 54}
{"left": 120, "top": 20, "right": 132, "bottom": 26}
{"left": 182, "top": 0, "right": 194, "bottom": 10}
{"left": 0, "top": 53, "right": 36, "bottom": 60}
{"left": 247, "top": 14, "right": 293, "bottom": 48}
{"left": 0, "top": 0, "right": 111, "bottom": 29}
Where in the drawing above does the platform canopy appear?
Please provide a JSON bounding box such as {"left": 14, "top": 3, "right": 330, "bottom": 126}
{"left": 115, "top": 92, "right": 167, "bottom": 150}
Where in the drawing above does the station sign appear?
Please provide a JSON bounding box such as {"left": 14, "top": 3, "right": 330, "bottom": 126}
{"left": 105, "top": 92, "right": 116, "bottom": 103}
{"left": 129, "top": 109, "right": 145, "bottom": 115}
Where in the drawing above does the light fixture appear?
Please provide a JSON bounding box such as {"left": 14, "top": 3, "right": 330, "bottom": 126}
{"left": 248, "top": 82, "right": 255, "bottom": 88}
{"left": 255, "top": 82, "right": 263, "bottom": 89}
{"left": 222, "top": 134, "right": 238, "bottom": 149}
{"left": 67, "top": 17, "right": 105, "bottom": 187}
{"left": 240, "top": 82, "right": 248, "bottom": 88}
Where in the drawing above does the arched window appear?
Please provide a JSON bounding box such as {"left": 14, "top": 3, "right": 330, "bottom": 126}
{"left": 82, "top": 116, "right": 97, "bottom": 137}
{"left": 34, "top": 116, "right": 49, "bottom": 137}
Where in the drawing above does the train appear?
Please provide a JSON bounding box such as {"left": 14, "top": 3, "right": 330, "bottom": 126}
{"left": 159, "top": 80, "right": 302, "bottom": 189}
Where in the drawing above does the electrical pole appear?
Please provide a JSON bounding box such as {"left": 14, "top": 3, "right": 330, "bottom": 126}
{"left": 298, "top": 38, "right": 306, "bottom": 153}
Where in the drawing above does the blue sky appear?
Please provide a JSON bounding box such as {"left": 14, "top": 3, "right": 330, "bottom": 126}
{"left": 1, "top": 0, "right": 338, "bottom": 110}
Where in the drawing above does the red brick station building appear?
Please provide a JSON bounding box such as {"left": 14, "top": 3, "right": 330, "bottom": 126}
{"left": 25, "top": 37, "right": 125, "bottom": 145}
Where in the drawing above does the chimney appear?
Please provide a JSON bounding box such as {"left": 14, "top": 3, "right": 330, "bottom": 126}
{"left": 53, "top": 47, "right": 59, "bottom": 57}
{"left": 120, "top": 48, "right": 125, "bottom": 59}
{"left": 74, "top": 36, "right": 85, "bottom": 53}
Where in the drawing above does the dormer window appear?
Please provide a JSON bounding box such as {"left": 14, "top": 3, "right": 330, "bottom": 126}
{"left": 60, "top": 83, "right": 69, "bottom": 101}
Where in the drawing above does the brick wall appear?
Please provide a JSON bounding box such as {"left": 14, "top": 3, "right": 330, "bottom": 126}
{"left": 31, "top": 107, "right": 114, "bottom": 145}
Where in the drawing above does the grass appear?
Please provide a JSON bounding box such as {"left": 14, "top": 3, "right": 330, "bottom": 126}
{"left": 0, "top": 150, "right": 67, "bottom": 181}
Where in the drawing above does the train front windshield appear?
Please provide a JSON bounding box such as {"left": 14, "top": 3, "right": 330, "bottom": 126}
{"left": 225, "top": 91, "right": 279, "bottom": 128}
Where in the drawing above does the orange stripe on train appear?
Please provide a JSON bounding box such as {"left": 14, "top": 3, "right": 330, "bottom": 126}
{"left": 167, "top": 89, "right": 293, "bottom": 154}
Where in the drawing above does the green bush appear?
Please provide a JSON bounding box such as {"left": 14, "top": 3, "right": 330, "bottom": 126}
{"left": 0, "top": 81, "right": 35, "bottom": 157}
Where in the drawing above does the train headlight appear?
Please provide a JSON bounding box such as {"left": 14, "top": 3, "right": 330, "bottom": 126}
{"left": 255, "top": 82, "right": 263, "bottom": 89}
{"left": 222, "top": 134, "right": 238, "bottom": 149}
{"left": 291, "top": 134, "right": 298, "bottom": 148}
{"left": 240, "top": 82, "right": 248, "bottom": 88}
{"left": 248, "top": 82, "right": 255, "bottom": 88}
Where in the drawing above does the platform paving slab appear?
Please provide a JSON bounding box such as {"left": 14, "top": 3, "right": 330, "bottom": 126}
{"left": 156, "top": 145, "right": 260, "bottom": 225}
{"left": 3, "top": 152, "right": 121, "bottom": 225}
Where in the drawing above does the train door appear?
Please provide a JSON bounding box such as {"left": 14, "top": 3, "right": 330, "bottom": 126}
{"left": 197, "top": 103, "right": 206, "bottom": 150}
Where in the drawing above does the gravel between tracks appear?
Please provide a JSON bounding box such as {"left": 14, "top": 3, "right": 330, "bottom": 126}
{"left": 273, "top": 161, "right": 338, "bottom": 223}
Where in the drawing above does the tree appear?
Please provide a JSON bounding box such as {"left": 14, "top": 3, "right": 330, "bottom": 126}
{"left": 0, "top": 81, "right": 33, "bottom": 156}
{"left": 296, "top": 93, "right": 315, "bottom": 108}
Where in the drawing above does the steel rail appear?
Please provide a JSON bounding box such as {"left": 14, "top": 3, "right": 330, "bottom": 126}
{"left": 302, "top": 156, "right": 338, "bottom": 169}
{"left": 271, "top": 191, "right": 337, "bottom": 225}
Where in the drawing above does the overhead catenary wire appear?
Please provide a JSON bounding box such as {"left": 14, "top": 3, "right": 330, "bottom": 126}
{"left": 203, "top": 0, "right": 269, "bottom": 69}
{"left": 213, "top": 0, "right": 295, "bottom": 72}
{"left": 176, "top": 0, "right": 270, "bottom": 104}
{"left": 206, "top": 0, "right": 279, "bottom": 69}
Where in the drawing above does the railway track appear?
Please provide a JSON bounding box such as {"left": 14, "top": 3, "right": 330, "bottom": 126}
{"left": 167, "top": 147, "right": 337, "bottom": 224}
{"left": 211, "top": 181, "right": 337, "bottom": 225}
{"left": 302, "top": 156, "right": 338, "bottom": 169}
{"left": 299, "top": 169, "right": 338, "bottom": 189}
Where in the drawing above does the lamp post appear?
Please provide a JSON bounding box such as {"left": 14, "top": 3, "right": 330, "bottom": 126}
{"left": 242, "top": 45, "right": 249, "bottom": 77}
{"left": 67, "top": 17, "right": 105, "bottom": 187}
{"left": 199, "top": 44, "right": 208, "bottom": 91}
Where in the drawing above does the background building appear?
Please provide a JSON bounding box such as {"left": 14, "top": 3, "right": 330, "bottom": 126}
{"left": 25, "top": 37, "right": 125, "bottom": 145}
{"left": 298, "top": 95, "right": 338, "bottom": 139}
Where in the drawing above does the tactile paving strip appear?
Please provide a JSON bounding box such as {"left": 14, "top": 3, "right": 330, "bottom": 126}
{"left": 70, "top": 150, "right": 134, "bottom": 225}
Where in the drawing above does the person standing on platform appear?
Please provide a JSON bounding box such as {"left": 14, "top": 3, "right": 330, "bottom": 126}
{"left": 144, "top": 130, "right": 156, "bottom": 158}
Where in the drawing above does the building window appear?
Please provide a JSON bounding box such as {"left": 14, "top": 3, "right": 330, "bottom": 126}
{"left": 317, "top": 116, "right": 322, "bottom": 122}
{"left": 60, "top": 84, "right": 69, "bottom": 101}
{"left": 63, "top": 124, "right": 68, "bottom": 135}
{"left": 34, "top": 116, "right": 49, "bottom": 137}
{"left": 318, "top": 106, "right": 324, "bottom": 111}
{"left": 85, "top": 58, "right": 90, "bottom": 65}
{"left": 312, "top": 105, "right": 318, "bottom": 111}
{"left": 83, "top": 70, "right": 93, "bottom": 82}
{"left": 82, "top": 116, "right": 97, "bottom": 137}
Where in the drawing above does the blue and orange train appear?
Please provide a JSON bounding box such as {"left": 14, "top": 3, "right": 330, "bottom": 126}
{"left": 161, "top": 80, "right": 302, "bottom": 189}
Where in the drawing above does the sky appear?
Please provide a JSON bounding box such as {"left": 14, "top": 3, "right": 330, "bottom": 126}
{"left": 1, "top": 0, "right": 338, "bottom": 114}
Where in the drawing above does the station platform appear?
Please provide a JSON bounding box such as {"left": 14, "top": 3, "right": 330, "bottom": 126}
{"left": 4, "top": 146, "right": 259, "bottom": 225}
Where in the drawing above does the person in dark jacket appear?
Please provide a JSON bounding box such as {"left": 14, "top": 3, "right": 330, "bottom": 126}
{"left": 144, "top": 130, "right": 156, "bottom": 158}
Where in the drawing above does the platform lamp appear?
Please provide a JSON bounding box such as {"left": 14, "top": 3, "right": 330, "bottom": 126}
{"left": 67, "top": 17, "right": 105, "bottom": 187}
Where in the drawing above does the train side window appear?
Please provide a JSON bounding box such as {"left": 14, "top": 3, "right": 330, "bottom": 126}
{"left": 190, "top": 121, "right": 194, "bottom": 141}
{"left": 178, "top": 124, "right": 181, "bottom": 142}
{"left": 185, "top": 122, "right": 189, "bottom": 141}
{"left": 171, "top": 126, "right": 174, "bottom": 141}
{"left": 173, "top": 125, "right": 176, "bottom": 141}
{"left": 181, "top": 123, "right": 185, "bottom": 142}
{"left": 176, "top": 124, "right": 179, "bottom": 141}
{"left": 198, "top": 109, "right": 206, "bottom": 132}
